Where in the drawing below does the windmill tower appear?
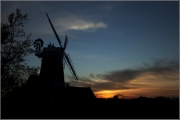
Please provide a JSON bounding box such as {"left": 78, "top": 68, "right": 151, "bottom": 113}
{"left": 33, "top": 13, "right": 78, "bottom": 88}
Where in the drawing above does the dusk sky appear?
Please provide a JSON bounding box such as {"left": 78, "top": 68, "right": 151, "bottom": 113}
{"left": 1, "top": 1, "right": 179, "bottom": 98}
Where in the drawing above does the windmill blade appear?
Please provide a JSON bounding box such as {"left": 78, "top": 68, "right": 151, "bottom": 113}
{"left": 64, "top": 53, "right": 78, "bottom": 80}
{"left": 46, "top": 13, "right": 63, "bottom": 48}
{"left": 63, "top": 34, "right": 68, "bottom": 50}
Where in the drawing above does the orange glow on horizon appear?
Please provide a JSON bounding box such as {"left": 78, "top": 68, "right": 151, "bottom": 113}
{"left": 94, "top": 86, "right": 179, "bottom": 98}
{"left": 93, "top": 76, "right": 179, "bottom": 98}
{"left": 94, "top": 89, "right": 137, "bottom": 98}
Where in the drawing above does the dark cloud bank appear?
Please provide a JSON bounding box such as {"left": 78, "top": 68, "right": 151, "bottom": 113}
{"left": 68, "top": 59, "right": 179, "bottom": 92}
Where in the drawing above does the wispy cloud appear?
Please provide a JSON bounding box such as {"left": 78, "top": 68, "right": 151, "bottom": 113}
{"left": 54, "top": 15, "right": 107, "bottom": 33}
{"left": 22, "top": 14, "right": 108, "bottom": 39}
{"left": 32, "top": 15, "right": 107, "bottom": 37}
{"left": 69, "top": 22, "right": 106, "bottom": 31}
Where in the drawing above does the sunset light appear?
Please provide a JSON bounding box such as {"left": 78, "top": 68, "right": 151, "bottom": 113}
{"left": 2, "top": 1, "right": 178, "bottom": 99}
{"left": 2, "top": 1, "right": 179, "bottom": 119}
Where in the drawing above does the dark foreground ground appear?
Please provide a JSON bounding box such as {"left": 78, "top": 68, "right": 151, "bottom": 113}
{"left": 2, "top": 97, "right": 179, "bottom": 119}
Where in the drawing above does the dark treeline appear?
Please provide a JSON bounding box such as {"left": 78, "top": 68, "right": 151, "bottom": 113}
{"left": 95, "top": 96, "right": 179, "bottom": 119}
{"left": 2, "top": 95, "right": 179, "bottom": 119}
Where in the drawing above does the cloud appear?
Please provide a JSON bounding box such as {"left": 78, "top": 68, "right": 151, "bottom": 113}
{"left": 97, "top": 70, "right": 141, "bottom": 83}
{"left": 54, "top": 15, "right": 107, "bottom": 33}
{"left": 67, "top": 58, "right": 179, "bottom": 94}
{"left": 68, "top": 75, "right": 144, "bottom": 92}
{"left": 30, "top": 14, "right": 107, "bottom": 37}
{"left": 21, "top": 14, "right": 108, "bottom": 39}
{"left": 144, "top": 58, "right": 179, "bottom": 80}
{"left": 66, "top": 75, "right": 94, "bottom": 87}
{"left": 97, "top": 58, "right": 179, "bottom": 83}
{"left": 70, "top": 22, "right": 106, "bottom": 30}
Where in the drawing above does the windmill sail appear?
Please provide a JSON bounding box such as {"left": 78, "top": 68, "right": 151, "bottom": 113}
{"left": 63, "top": 34, "right": 68, "bottom": 50}
{"left": 64, "top": 53, "right": 78, "bottom": 80}
{"left": 46, "top": 13, "right": 63, "bottom": 48}
{"left": 46, "top": 13, "right": 78, "bottom": 82}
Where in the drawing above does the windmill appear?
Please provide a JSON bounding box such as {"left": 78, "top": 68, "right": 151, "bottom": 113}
{"left": 33, "top": 13, "right": 78, "bottom": 88}
{"left": 2, "top": 14, "right": 96, "bottom": 116}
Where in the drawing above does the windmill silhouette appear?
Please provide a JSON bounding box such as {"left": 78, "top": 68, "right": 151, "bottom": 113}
{"left": 33, "top": 13, "right": 78, "bottom": 88}
{"left": 28, "top": 13, "right": 95, "bottom": 108}
{"left": 1, "top": 14, "right": 96, "bottom": 117}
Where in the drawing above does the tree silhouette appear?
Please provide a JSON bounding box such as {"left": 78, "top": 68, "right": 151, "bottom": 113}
{"left": 113, "top": 94, "right": 127, "bottom": 99}
{"left": 113, "top": 95, "right": 118, "bottom": 99}
{"left": 1, "top": 8, "right": 39, "bottom": 96}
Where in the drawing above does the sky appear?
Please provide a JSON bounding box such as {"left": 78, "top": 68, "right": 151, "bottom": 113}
{"left": 1, "top": 1, "right": 179, "bottom": 98}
